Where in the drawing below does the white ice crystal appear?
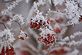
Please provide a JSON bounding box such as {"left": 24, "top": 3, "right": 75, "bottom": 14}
{"left": 13, "top": 14, "right": 25, "bottom": 25}
{"left": 18, "top": 30, "right": 28, "bottom": 40}
{"left": 37, "top": 0, "right": 45, "bottom": 5}
{"left": 40, "top": 28, "right": 55, "bottom": 38}
{"left": 53, "top": 0, "right": 64, "bottom": 6}
{"left": 66, "top": 49, "right": 79, "bottom": 55}
{"left": 31, "top": 11, "right": 50, "bottom": 26}
{"left": 1, "top": 0, "right": 22, "bottom": 15}
{"left": 62, "top": 37, "right": 70, "bottom": 41}
{"left": 31, "top": 12, "right": 45, "bottom": 22}
{"left": 0, "top": 29, "right": 15, "bottom": 43}
{"left": 69, "top": 31, "right": 82, "bottom": 40}
{"left": 65, "top": 0, "right": 80, "bottom": 24}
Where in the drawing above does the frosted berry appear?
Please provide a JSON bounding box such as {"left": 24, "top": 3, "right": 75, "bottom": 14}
{"left": 30, "top": 21, "right": 40, "bottom": 29}
{"left": 38, "top": 34, "right": 55, "bottom": 46}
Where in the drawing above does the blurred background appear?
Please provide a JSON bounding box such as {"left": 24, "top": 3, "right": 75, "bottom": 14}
{"left": 0, "top": 0, "right": 82, "bottom": 55}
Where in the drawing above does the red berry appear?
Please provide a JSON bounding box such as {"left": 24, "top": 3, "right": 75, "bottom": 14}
{"left": 50, "top": 48, "right": 67, "bottom": 55}
{"left": 8, "top": 46, "right": 15, "bottom": 55}
{"left": 20, "top": 51, "right": 31, "bottom": 55}
{"left": 1, "top": 46, "right": 5, "bottom": 55}
{"left": 6, "top": 47, "right": 9, "bottom": 55}
{"left": 0, "top": 46, "right": 15, "bottom": 55}
{"left": 79, "top": 15, "right": 82, "bottom": 22}
{"left": 35, "top": 23, "right": 40, "bottom": 29}
{"left": 54, "top": 27, "right": 61, "bottom": 33}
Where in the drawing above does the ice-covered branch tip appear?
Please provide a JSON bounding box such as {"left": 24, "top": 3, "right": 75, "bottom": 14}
{"left": 1, "top": 0, "right": 22, "bottom": 15}
{"left": 0, "top": 28, "right": 15, "bottom": 43}
{"left": 57, "top": 31, "right": 82, "bottom": 46}
{"left": 12, "top": 14, "right": 25, "bottom": 25}
{"left": 63, "top": 31, "right": 82, "bottom": 41}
